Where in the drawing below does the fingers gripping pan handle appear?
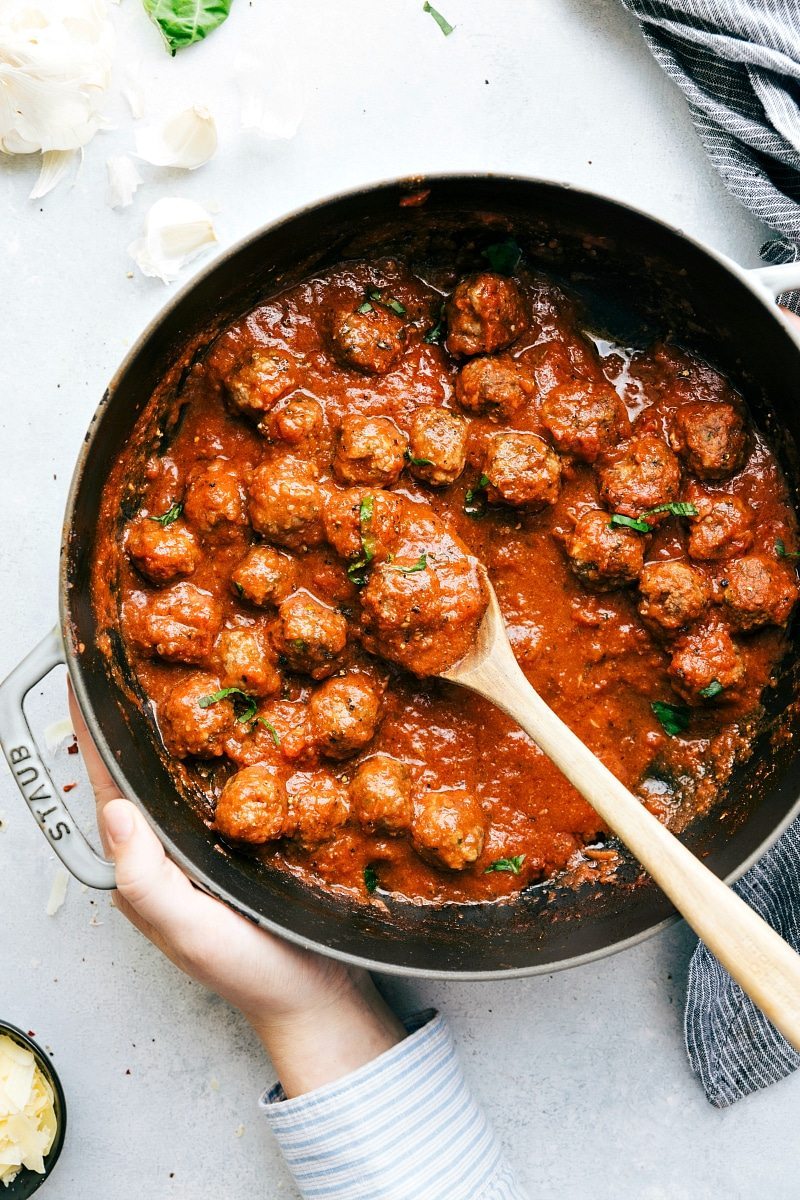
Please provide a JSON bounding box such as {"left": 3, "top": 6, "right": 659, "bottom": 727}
{"left": 0, "top": 627, "right": 116, "bottom": 889}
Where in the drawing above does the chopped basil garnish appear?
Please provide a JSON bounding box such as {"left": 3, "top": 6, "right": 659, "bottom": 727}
{"left": 147, "top": 501, "right": 183, "bottom": 527}
{"left": 485, "top": 855, "right": 525, "bottom": 875}
{"left": 362, "top": 288, "right": 406, "bottom": 317}
{"left": 423, "top": 306, "right": 446, "bottom": 344}
{"left": 198, "top": 687, "right": 257, "bottom": 724}
{"left": 406, "top": 448, "right": 434, "bottom": 467}
{"left": 609, "top": 513, "right": 651, "bottom": 533}
{"left": 651, "top": 700, "right": 690, "bottom": 737}
{"left": 364, "top": 865, "right": 379, "bottom": 893}
{"left": 482, "top": 237, "right": 522, "bottom": 276}
{"left": 645, "top": 501, "right": 698, "bottom": 518}
{"left": 700, "top": 679, "right": 724, "bottom": 700}
{"left": 254, "top": 718, "right": 281, "bottom": 746}
{"left": 347, "top": 494, "right": 377, "bottom": 587}
{"left": 776, "top": 539, "right": 800, "bottom": 559}
{"left": 391, "top": 553, "right": 428, "bottom": 575}
{"left": 357, "top": 300, "right": 373, "bottom": 314}
{"left": 423, "top": 1, "right": 454, "bottom": 36}
{"left": 464, "top": 474, "right": 490, "bottom": 518}
{"left": 291, "top": 638, "right": 308, "bottom": 654}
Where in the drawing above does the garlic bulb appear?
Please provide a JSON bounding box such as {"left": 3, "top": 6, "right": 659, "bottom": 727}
{"left": 128, "top": 197, "right": 218, "bottom": 284}
{"left": 0, "top": 0, "right": 114, "bottom": 198}
{"left": 135, "top": 105, "right": 218, "bottom": 170}
{"left": 106, "top": 154, "right": 142, "bottom": 209}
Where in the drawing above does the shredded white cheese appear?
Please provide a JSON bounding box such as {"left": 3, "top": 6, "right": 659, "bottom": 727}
{"left": 0, "top": 1035, "right": 57, "bottom": 1185}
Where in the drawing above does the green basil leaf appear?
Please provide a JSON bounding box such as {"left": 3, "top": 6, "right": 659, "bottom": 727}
{"left": 406, "top": 448, "right": 434, "bottom": 467}
{"left": 147, "top": 501, "right": 183, "bottom": 527}
{"left": 142, "top": 0, "right": 233, "bottom": 54}
{"left": 422, "top": 1, "right": 454, "bottom": 36}
{"left": 700, "top": 679, "right": 724, "bottom": 700}
{"left": 776, "top": 539, "right": 800, "bottom": 559}
{"left": 464, "top": 473, "right": 490, "bottom": 517}
{"left": 364, "top": 865, "right": 379, "bottom": 893}
{"left": 651, "top": 700, "right": 690, "bottom": 737}
{"left": 484, "top": 855, "right": 525, "bottom": 875}
{"left": 482, "top": 238, "right": 522, "bottom": 276}
{"left": 390, "top": 553, "right": 428, "bottom": 575}
{"left": 198, "top": 687, "right": 257, "bottom": 724}
{"left": 609, "top": 513, "right": 651, "bottom": 533}
{"left": 254, "top": 718, "right": 281, "bottom": 746}
{"left": 357, "top": 300, "right": 373, "bottom": 314}
{"left": 424, "top": 302, "right": 446, "bottom": 344}
{"left": 643, "top": 501, "right": 699, "bottom": 518}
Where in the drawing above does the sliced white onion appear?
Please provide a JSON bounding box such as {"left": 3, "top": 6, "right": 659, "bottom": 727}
{"left": 135, "top": 105, "right": 218, "bottom": 170}
{"left": 128, "top": 197, "right": 218, "bottom": 284}
{"left": 106, "top": 154, "right": 142, "bottom": 208}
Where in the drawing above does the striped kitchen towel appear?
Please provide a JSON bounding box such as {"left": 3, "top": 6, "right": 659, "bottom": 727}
{"left": 622, "top": 0, "right": 800, "bottom": 311}
{"left": 623, "top": 0, "right": 800, "bottom": 1104}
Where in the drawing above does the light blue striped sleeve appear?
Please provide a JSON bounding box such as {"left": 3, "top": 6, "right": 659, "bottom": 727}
{"left": 259, "top": 1010, "right": 528, "bottom": 1200}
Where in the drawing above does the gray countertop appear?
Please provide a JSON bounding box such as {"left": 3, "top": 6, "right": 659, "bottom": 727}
{"left": 1, "top": 1, "right": 796, "bottom": 1196}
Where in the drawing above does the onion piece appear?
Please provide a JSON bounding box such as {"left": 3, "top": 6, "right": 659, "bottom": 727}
{"left": 135, "top": 105, "right": 218, "bottom": 170}
{"left": 128, "top": 197, "right": 218, "bottom": 284}
{"left": 106, "top": 154, "right": 142, "bottom": 208}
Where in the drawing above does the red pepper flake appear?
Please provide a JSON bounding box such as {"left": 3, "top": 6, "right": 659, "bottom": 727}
{"left": 67, "top": 740, "right": 79, "bottom": 755}
{"left": 399, "top": 188, "right": 431, "bottom": 208}
{"left": 27, "top": 1031, "right": 35, "bottom": 1038}
{"left": 63, "top": 782, "right": 77, "bottom": 792}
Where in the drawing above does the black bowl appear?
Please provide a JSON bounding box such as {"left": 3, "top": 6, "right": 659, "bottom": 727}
{"left": 0, "top": 1023, "right": 66, "bottom": 1198}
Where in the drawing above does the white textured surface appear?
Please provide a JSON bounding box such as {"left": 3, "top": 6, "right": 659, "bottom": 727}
{"left": 0, "top": 1, "right": 796, "bottom": 1197}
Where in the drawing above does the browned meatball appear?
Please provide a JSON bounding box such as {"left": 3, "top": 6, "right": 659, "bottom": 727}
{"left": 323, "top": 488, "right": 400, "bottom": 563}
{"left": 224, "top": 349, "right": 298, "bottom": 422}
{"left": 183, "top": 460, "right": 247, "bottom": 541}
{"left": 566, "top": 510, "right": 645, "bottom": 591}
{"left": 216, "top": 627, "right": 282, "bottom": 697}
{"left": 350, "top": 754, "right": 412, "bottom": 834}
{"left": 333, "top": 415, "right": 407, "bottom": 487}
{"left": 407, "top": 407, "right": 467, "bottom": 487}
{"left": 445, "top": 273, "right": 527, "bottom": 357}
{"left": 330, "top": 306, "right": 406, "bottom": 375}
{"left": 687, "top": 490, "right": 753, "bottom": 562}
{"left": 159, "top": 673, "right": 233, "bottom": 759}
{"left": 540, "top": 381, "right": 630, "bottom": 463}
{"left": 125, "top": 517, "right": 200, "bottom": 586}
{"left": 668, "top": 401, "right": 747, "bottom": 480}
{"left": 288, "top": 771, "right": 350, "bottom": 846}
{"left": 598, "top": 435, "right": 681, "bottom": 522}
{"left": 231, "top": 545, "right": 296, "bottom": 607}
{"left": 213, "top": 764, "right": 289, "bottom": 844}
{"left": 412, "top": 789, "right": 486, "bottom": 870}
{"left": 638, "top": 560, "right": 711, "bottom": 633}
{"left": 306, "top": 672, "right": 384, "bottom": 760}
{"left": 265, "top": 395, "right": 324, "bottom": 445}
{"left": 454, "top": 356, "right": 535, "bottom": 419}
{"left": 248, "top": 460, "right": 326, "bottom": 549}
{"left": 272, "top": 590, "right": 348, "bottom": 678}
{"left": 669, "top": 625, "right": 745, "bottom": 705}
{"left": 720, "top": 555, "right": 798, "bottom": 631}
{"left": 483, "top": 432, "right": 561, "bottom": 509}
{"left": 124, "top": 582, "right": 221, "bottom": 664}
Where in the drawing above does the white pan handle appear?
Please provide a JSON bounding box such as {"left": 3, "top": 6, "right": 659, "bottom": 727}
{"left": 0, "top": 627, "right": 116, "bottom": 889}
{"left": 749, "top": 262, "right": 800, "bottom": 299}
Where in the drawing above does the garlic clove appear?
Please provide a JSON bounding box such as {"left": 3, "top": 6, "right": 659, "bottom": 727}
{"left": 128, "top": 197, "right": 218, "bottom": 284}
{"left": 106, "top": 154, "right": 142, "bottom": 208}
{"left": 30, "top": 148, "right": 76, "bottom": 199}
{"left": 135, "top": 105, "right": 218, "bottom": 170}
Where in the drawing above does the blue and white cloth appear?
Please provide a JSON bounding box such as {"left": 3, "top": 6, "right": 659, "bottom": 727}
{"left": 622, "top": 0, "right": 800, "bottom": 310}
{"left": 261, "top": 1012, "right": 527, "bottom": 1199}
{"left": 623, "top": 0, "right": 800, "bottom": 1103}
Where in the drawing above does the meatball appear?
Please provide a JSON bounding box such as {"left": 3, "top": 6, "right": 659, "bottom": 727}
{"left": 566, "top": 510, "right": 645, "bottom": 591}
{"left": 323, "top": 487, "right": 400, "bottom": 563}
{"left": 350, "top": 754, "right": 412, "bottom": 834}
{"left": 248, "top": 460, "right": 326, "bottom": 549}
{"left": 306, "top": 673, "right": 383, "bottom": 760}
{"left": 265, "top": 395, "right": 324, "bottom": 445}
{"left": 445, "top": 273, "right": 527, "bottom": 357}
{"left": 668, "top": 401, "right": 746, "bottom": 481}
{"left": 223, "top": 349, "right": 298, "bottom": 422}
{"left": 159, "top": 674, "right": 233, "bottom": 759}
{"left": 272, "top": 590, "right": 348, "bottom": 678}
{"left": 454, "top": 356, "right": 535, "bottom": 420}
{"left": 687, "top": 490, "right": 753, "bottom": 562}
{"left": 638, "top": 560, "right": 710, "bottom": 633}
{"left": 288, "top": 770, "right": 350, "bottom": 846}
{"left": 231, "top": 545, "right": 296, "bottom": 607}
{"left": 333, "top": 415, "right": 407, "bottom": 487}
{"left": 720, "top": 555, "right": 798, "bottom": 631}
{"left": 183, "top": 460, "right": 247, "bottom": 541}
{"left": 483, "top": 432, "right": 561, "bottom": 509}
{"left": 125, "top": 582, "right": 221, "bottom": 664}
{"left": 330, "top": 305, "right": 406, "bottom": 375}
{"left": 597, "top": 435, "right": 681, "bottom": 522}
{"left": 213, "top": 764, "right": 289, "bottom": 845}
{"left": 411, "top": 789, "right": 486, "bottom": 871}
{"left": 216, "top": 627, "right": 282, "bottom": 697}
{"left": 125, "top": 517, "right": 200, "bottom": 586}
{"left": 540, "top": 380, "right": 630, "bottom": 463}
{"left": 407, "top": 407, "right": 467, "bottom": 487}
{"left": 668, "top": 625, "right": 745, "bottom": 705}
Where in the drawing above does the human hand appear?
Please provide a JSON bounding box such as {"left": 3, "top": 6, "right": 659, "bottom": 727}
{"left": 68, "top": 685, "right": 405, "bottom": 1096}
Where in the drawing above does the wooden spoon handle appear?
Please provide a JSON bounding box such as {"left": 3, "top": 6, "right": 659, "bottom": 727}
{"left": 467, "top": 649, "right": 800, "bottom": 1049}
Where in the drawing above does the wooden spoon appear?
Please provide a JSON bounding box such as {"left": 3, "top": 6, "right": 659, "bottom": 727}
{"left": 442, "top": 576, "right": 800, "bottom": 1049}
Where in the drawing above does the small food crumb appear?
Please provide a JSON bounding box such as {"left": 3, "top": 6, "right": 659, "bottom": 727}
{"left": 62, "top": 782, "right": 77, "bottom": 793}
{"left": 234, "top": 1124, "right": 245, "bottom": 1138}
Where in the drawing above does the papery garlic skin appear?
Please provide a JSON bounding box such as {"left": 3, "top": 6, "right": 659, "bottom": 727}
{"left": 0, "top": 0, "right": 114, "bottom": 197}
{"left": 135, "top": 105, "right": 218, "bottom": 170}
{"left": 128, "top": 197, "right": 218, "bottom": 284}
{"left": 106, "top": 154, "right": 142, "bottom": 208}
